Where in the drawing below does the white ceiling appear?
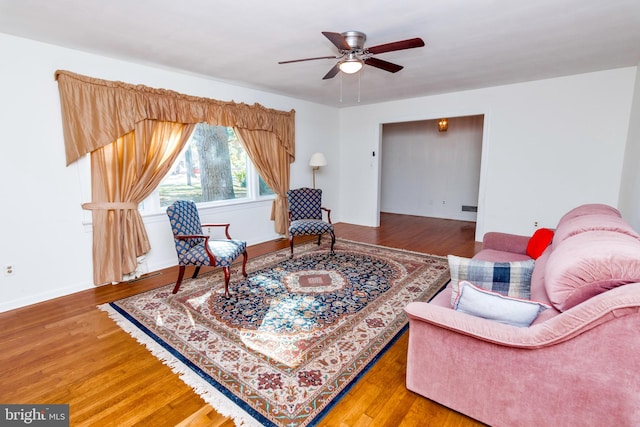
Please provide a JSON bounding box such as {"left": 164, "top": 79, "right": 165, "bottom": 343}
{"left": 1, "top": 0, "right": 639, "bottom": 107}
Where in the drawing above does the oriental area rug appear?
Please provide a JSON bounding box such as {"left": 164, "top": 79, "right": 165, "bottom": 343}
{"left": 99, "top": 239, "right": 449, "bottom": 426}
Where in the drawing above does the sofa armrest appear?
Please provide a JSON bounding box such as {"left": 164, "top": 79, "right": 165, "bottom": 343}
{"left": 481, "top": 231, "right": 530, "bottom": 255}
{"left": 405, "top": 282, "right": 640, "bottom": 349}
{"left": 405, "top": 283, "right": 640, "bottom": 427}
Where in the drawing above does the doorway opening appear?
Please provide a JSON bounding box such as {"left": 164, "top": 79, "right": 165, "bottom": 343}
{"left": 380, "top": 115, "right": 484, "bottom": 223}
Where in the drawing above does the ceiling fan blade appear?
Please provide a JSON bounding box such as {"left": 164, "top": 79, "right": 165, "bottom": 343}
{"left": 322, "top": 31, "right": 352, "bottom": 51}
{"left": 367, "top": 38, "right": 425, "bottom": 55}
{"left": 322, "top": 64, "right": 341, "bottom": 80}
{"left": 364, "top": 57, "right": 404, "bottom": 73}
{"left": 278, "top": 55, "right": 338, "bottom": 64}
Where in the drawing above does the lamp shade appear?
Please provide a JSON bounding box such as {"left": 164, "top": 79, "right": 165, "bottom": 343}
{"left": 309, "top": 152, "right": 328, "bottom": 167}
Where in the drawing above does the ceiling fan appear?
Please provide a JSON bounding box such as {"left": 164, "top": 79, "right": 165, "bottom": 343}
{"left": 278, "top": 31, "right": 425, "bottom": 80}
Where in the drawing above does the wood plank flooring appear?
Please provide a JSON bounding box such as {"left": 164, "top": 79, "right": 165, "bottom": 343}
{"left": 0, "top": 213, "right": 484, "bottom": 426}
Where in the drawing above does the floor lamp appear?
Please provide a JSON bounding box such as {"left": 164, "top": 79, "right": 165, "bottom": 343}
{"left": 309, "top": 152, "right": 327, "bottom": 189}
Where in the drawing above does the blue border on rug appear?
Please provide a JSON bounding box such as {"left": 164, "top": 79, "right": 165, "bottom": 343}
{"left": 308, "top": 322, "right": 409, "bottom": 426}
{"left": 309, "top": 280, "right": 451, "bottom": 424}
{"left": 108, "top": 302, "right": 274, "bottom": 426}
{"left": 108, "top": 301, "right": 410, "bottom": 427}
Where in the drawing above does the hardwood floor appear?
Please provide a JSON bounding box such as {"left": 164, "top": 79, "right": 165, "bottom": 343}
{"left": 0, "top": 213, "right": 484, "bottom": 426}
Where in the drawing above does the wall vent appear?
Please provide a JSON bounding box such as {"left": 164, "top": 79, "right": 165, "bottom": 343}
{"left": 461, "top": 205, "right": 477, "bottom": 212}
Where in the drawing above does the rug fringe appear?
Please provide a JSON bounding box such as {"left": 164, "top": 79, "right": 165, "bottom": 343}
{"left": 98, "top": 304, "right": 264, "bottom": 427}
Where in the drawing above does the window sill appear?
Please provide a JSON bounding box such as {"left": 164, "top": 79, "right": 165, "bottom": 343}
{"left": 81, "top": 196, "right": 275, "bottom": 231}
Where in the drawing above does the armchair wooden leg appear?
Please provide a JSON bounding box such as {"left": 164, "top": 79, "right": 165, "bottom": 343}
{"left": 172, "top": 266, "right": 186, "bottom": 294}
{"left": 289, "top": 236, "right": 295, "bottom": 258}
{"left": 222, "top": 267, "right": 231, "bottom": 299}
{"left": 191, "top": 266, "right": 201, "bottom": 279}
{"left": 330, "top": 231, "right": 336, "bottom": 254}
{"left": 317, "top": 234, "right": 322, "bottom": 245}
{"left": 241, "top": 251, "right": 248, "bottom": 277}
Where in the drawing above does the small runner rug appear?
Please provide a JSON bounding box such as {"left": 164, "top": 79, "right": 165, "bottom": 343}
{"left": 99, "top": 239, "right": 449, "bottom": 426}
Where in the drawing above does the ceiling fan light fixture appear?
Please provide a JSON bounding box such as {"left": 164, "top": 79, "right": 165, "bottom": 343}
{"left": 279, "top": 31, "right": 425, "bottom": 80}
{"left": 339, "top": 55, "right": 363, "bottom": 74}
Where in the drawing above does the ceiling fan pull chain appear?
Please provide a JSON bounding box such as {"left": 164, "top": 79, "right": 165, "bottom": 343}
{"left": 339, "top": 72, "right": 343, "bottom": 103}
{"left": 357, "top": 71, "right": 361, "bottom": 103}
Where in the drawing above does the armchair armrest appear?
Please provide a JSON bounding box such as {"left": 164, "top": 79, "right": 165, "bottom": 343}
{"left": 201, "top": 223, "right": 232, "bottom": 239}
{"left": 175, "top": 234, "right": 209, "bottom": 240}
{"left": 176, "top": 233, "right": 218, "bottom": 265}
{"left": 481, "top": 231, "right": 529, "bottom": 255}
{"left": 405, "top": 282, "right": 640, "bottom": 349}
{"left": 321, "top": 207, "right": 332, "bottom": 224}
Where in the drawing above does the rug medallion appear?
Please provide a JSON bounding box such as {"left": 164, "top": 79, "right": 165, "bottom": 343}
{"left": 100, "top": 239, "right": 449, "bottom": 426}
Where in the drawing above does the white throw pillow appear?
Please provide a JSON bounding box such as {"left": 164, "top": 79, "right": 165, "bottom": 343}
{"left": 453, "top": 280, "right": 549, "bottom": 327}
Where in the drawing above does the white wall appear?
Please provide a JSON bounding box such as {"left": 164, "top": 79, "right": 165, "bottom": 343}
{"left": 0, "top": 33, "right": 340, "bottom": 312}
{"left": 380, "top": 116, "right": 483, "bottom": 221}
{"left": 618, "top": 62, "right": 640, "bottom": 230}
{"left": 339, "top": 67, "right": 637, "bottom": 240}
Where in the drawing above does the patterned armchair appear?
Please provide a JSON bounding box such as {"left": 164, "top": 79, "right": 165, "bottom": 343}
{"left": 287, "top": 187, "right": 335, "bottom": 258}
{"left": 166, "top": 200, "right": 247, "bottom": 298}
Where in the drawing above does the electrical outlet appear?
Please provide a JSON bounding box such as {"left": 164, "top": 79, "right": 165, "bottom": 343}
{"left": 534, "top": 221, "right": 539, "bottom": 227}
{"left": 4, "top": 264, "right": 15, "bottom": 276}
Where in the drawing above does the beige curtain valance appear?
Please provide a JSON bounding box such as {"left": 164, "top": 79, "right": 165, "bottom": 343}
{"left": 55, "top": 70, "right": 295, "bottom": 165}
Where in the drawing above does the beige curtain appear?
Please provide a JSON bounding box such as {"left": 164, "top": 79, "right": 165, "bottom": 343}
{"left": 82, "top": 121, "right": 195, "bottom": 284}
{"left": 235, "top": 128, "right": 292, "bottom": 235}
{"left": 55, "top": 70, "right": 296, "bottom": 285}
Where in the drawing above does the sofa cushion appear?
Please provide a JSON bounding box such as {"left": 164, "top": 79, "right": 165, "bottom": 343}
{"left": 526, "top": 228, "right": 554, "bottom": 259}
{"left": 453, "top": 281, "right": 550, "bottom": 327}
{"left": 448, "top": 255, "right": 535, "bottom": 305}
{"left": 473, "top": 249, "right": 532, "bottom": 262}
{"left": 553, "top": 214, "right": 640, "bottom": 247}
{"left": 556, "top": 203, "right": 621, "bottom": 228}
{"left": 545, "top": 231, "right": 640, "bottom": 311}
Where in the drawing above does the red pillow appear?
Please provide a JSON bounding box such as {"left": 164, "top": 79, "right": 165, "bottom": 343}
{"left": 526, "top": 228, "right": 554, "bottom": 259}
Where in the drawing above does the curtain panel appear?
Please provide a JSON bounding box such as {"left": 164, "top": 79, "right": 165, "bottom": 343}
{"left": 235, "top": 128, "right": 290, "bottom": 235}
{"left": 55, "top": 70, "right": 296, "bottom": 284}
{"left": 82, "top": 121, "right": 195, "bottom": 285}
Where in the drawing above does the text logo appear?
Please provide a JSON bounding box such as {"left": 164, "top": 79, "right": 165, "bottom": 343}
{"left": 0, "top": 405, "right": 69, "bottom": 426}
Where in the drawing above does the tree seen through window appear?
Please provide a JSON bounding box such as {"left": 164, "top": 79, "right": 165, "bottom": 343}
{"left": 159, "top": 123, "right": 272, "bottom": 206}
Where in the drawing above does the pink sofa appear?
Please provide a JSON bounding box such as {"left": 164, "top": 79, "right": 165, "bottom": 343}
{"left": 405, "top": 204, "right": 640, "bottom": 426}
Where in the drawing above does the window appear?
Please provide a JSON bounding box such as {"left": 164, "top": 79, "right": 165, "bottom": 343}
{"left": 145, "top": 123, "right": 273, "bottom": 212}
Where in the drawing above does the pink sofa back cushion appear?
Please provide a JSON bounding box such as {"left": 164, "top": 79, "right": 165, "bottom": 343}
{"left": 553, "top": 214, "right": 640, "bottom": 248}
{"left": 545, "top": 231, "right": 640, "bottom": 312}
{"left": 472, "top": 249, "right": 531, "bottom": 262}
{"left": 556, "top": 203, "right": 621, "bottom": 228}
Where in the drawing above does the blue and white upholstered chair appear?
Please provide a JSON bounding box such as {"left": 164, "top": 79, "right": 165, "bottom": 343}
{"left": 166, "top": 200, "right": 247, "bottom": 298}
{"left": 287, "top": 187, "right": 336, "bottom": 258}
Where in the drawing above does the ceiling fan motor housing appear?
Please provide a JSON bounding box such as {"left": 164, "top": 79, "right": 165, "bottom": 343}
{"left": 341, "top": 31, "right": 366, "bottom": 52}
